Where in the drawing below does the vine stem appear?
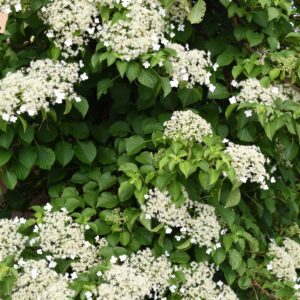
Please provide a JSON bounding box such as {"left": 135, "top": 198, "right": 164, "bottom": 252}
{"left": 252, "top": 280, "right": 278, "bottom": 300}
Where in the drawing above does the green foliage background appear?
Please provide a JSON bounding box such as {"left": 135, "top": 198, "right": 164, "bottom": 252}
{"left": 1, "top": 0, "right": 300, "bottom": 299}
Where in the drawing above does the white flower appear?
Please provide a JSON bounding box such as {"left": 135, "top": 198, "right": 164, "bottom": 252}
{"left": 49, "top": 261, "right": 57, "bottom": 269}
{"left": 110, "top": 256, "right": 118, "bottom": 264}
{"left": 165, "top": 227, "right": 172, "bottom": 234}
{"left": 71, "top": 272, "right": 78, "bottom": 280}
{"left": 294, "top": 284, "right": 300, "bottom": 290}
{"left": 178, "top": 24, "right": 185, "bottom": 31}
{"left": 119, "top": 255, "right": 127, "bottom": 262}
{"left": 143, "top": 61, "right": 151, "bottom": 69}
{"left": 213, "top": 63, "right": 219, "bottom": 71}
{"left": 2, "top": 113, "right": 10, "bottom": 121}
{"left": 231, "top": 80, "right": 238, "bottom": 87}
{"left": 64, "top": 39, "right": 73, "bottom": 47}
{"left": 225, "top": 142, "right": 270, "bottom": 189}
{"left": 234, "top": 78, "right": 297, "bottom": 106}
{"left": 163, "top": 110, "right": 212, "bottom": 143}
{"left": 244, "top": 110, "right": 253, "bottom": 117}
{"left": 206, "top": 248, "right": 213, "bottom": 255}
{"left": 170, "top": 79, "right": 179, "bottom": 88}
{"left": 169, "top": 285, "right": 177, "bottom": 293}
{"left": 267, "top": 263, "right": 273, "bottom": 270}
{"left": 44, "top": 203, "right": 52, "bottom": 212}
{"left": 14, "top": 3, "right": 21, "bottom": 11}
{"left": 100, "top": 0, "right": 166, "bottom": 61}
{"left": 167, "top": 43, "right": 213, "bottom": 89}
{"left": 31, "top": 269, "right": 38, "bottom": 279}
{"left": 270, "top": 177, "right": 276, "bottom": 183}
{"left": 80, "top": 73, "right": 89, "bottom": 81}
{"left": 142, "top": 188, "right": 221, "bottom": 248}
{"left": 85, "top": 291, "right": 93, "bottom": 299}
{"left": 153, "top": 44, "right": 161, "bottom": 51}
{"left": 229, "top": 96, "right": 237, "bottom": 104}
{"left": 209, "top": 84, "right": 216, "bottom": 92}
{"left": 0, "top": 59, "right": 81, "bottom": 122}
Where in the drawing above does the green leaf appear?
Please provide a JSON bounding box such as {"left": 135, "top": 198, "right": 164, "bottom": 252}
{"left": 178, "top": 87, "right": 203, "bottom": 107}
{"left": 97, "top": 147, "right": 116, "bottom": 165}
{"left": 55, "top": 142, "right": 74, "bottom": 167}
{"left": 18, "top": 147, "right": 37, "bottom": 170}
{"left": 179, "top": 161, "right": 193, "bottom": 178}
{"left": 50, "top": 46, "right": 61, "bottom": 59}
{"left": 238, "top": 275, "right": 252, "bottom": 290}
{"left": 229, "top": 249, "right": 242, "bottom": 270}
{"left": 137, "top": 69, "right": 158, "bottom": 89}
{"left": 2, "top": 169, "right": 17, "bottom": 190}
{"left": 75, "top": 141, "right": 97, "bottom": 164}
{"left": 187, "top": 0, "right": 206, "bottom": 24}
{"left": 118, "top": 181, "right": 135, "bottom": 202}
{"left": 109, "top": 121, "right": 130, "bottom": 137}
{"left": 125, "top": 135, "right": 146, "bottom": 155}
{"left": 269, "top": 68, "right": 280, "bottom": 80}
{"left": 170, "top": 250, "right": 190, "bottom": 264}
{"left": 208, "top": 83, "right": 229, "bottom": 99}
{"left": 119, "top": 163, "right": 138, "bottom": 177}
{"left": 213, "top": 248, "right": 226, "bottom": 265}
{"left": 73, "top": 97, "right": 89, "bottom": 118}
{"left": 283, "top": 143, "right": 298, "bottom": 161}
{"left": 161, "top": 77, "right": 172, "bottom": 98}
{"left": 217, "top": 51, "right": 235, "bottom": 67}
{"left": 246, "top": 30, "right": 264, "bottom": 47}
{"left": 36, "top": 146, "right": 56, "bottom": 170}
{"left": 98, "top": 172, "right": 117, "bottom": 192}
{"left": 0, "top": 127, "right": 14, "bottom": 149}
{"left": 97, "top": 192, "right": 118, "bottom": 208}
{"left": 0, "top": 148, "right": 12, "bottom": 166}
{"left": 126, "top": 62, "right": 140, "bottom": 82}
{"left": 97, "top": 79, "right": 113, "bottom": 99}
{"left": 116, "top": 61, "right": 128, "bottom": 78}
{"left": 225, "top": 187, "right": 241, "bottom": 208}
{"left": 64, "top": 197, "right": 83, "bottom": 212}
{"left": 120, "top": 231, "right": 130, "bottom": 246}
{"left": 18, "top": 126, "right": 34, "bottom": 144}
{"left": 267, "top": 7, "right": 280, "bottom": 20}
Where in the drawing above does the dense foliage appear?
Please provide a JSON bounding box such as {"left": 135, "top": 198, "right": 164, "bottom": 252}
{"left": 0, "top": 0, "right": 300, "bottom": 299}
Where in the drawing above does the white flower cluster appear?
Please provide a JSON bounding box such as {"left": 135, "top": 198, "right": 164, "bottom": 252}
{"left": 0, "top": 0, "right": 21, "bottom": 13}
{"left": 141, "top": 188, "right": 221, "bottom": 248}
{"left": 12, "top": 259, "right": 75, "bottom": 300}
{"left": 99, "top": 0, "right": 166, "bottom": 61}
{"left": 178, "top": 262, "right": 238, "bottom": 300}
{"left": 96, "top": 248, "right": 172, "bottom": 299}
{"left": 283, "top": 238, "right": 300, "bottom": 269}
{"left": 225, "top": 142, "right": 270, "bottom": 189}
{"left": 166, "top": 0, "right": 190, "bottom": 31}
{"left": 0, "top": 59, "right": 82, "bottom": 122}
{"left": 167, "top": 43, "right": 215, "bottom": 90}
{"left": 268, "top": 241, "right": 298, "bottom": 282}
{"left": 230, "top": 78, "right": 298, "bottom": 106}
{"left": 98, "top": 0, "right": 130, "bottom": 8}
{"left": 163, "top": 110, "right": 213, "bottom": 143}
{"left": 40, "top": 0, "right": 101, "bottom": 58}
{"left": 0, "top": 217, "right": 27, "bottom": 261}
{"left": 37, "top": 209, "right": 103, "bottom": 273}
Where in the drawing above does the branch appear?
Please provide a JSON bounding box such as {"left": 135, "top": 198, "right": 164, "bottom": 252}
{"left": 252, "top": 280, "right": 278, "bottom": 300}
